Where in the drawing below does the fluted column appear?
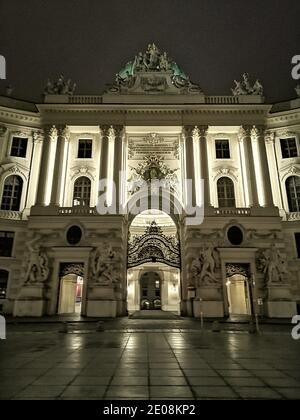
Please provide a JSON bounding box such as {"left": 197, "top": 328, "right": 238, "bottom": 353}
{"left": 99, "top": 125, "right": 112, "bottom": 181}
{"left": 113, "top": 125, "right": 124, "bottom": 211}
{"left": 183, "top": 126, "right": 196, "bottom": 208}
{"left": 265, "top": 131, "right": 283, "bottom": 209}
{"left": 50, "top": 126, "right": 69, "bottom": 206}
{"left": 198, "top": 125, "right": 211, "bottom": 208}
{"left": 35, "top": 125, "right": 57, "bottom": 206}
{"left": 238, "top": 126, "right": 259, "bottom": 207}
{"left": 25, "top": 131, "right": 44, "bottom": 209}
{"left": 251, "top": 126, "right": 274, "bottom": 207}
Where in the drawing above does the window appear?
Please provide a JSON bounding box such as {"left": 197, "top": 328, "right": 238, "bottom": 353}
{"left": 217, "top": 177, "right": 235, "bottom": 207}
{"left": 10, "top": 137, "right": 28, "bottom": 158}
{"left": 73, "top": 177, "right": 91, "bottom": 206}
{"left": 215, "top": 139, "right": 230, "bottom": 159}
{"left": 66, "top": 226, "right": 82, "bottom": 246}
{"left": 227, "top": 226, "right": 243, "bottom": 246}
{"left": 0, "top": 270, "right": 8, "bottom": 299}
{"left": 0, "top": 231, "right": 14, "bottom": 257}
{"left": 295, "top": 233, "right": 300, "bottom": 258}
{"left": 286, "top": 176, "right": 300, "bottom": 212}
{"left": 1, "top": 175, "right": 23, "bottom": 211}
{"left": 280, "top": 138, "right": 298, "bottom": 158}
{"left": 142, "top": 289, "right": 148, "bottom": 297}
{"left": 77, "top": 139, "right": 92, "bottom": 158}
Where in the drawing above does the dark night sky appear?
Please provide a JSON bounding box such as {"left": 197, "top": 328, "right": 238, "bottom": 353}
{"left": 0, "top": 0, "right": 299, "bottom": 103}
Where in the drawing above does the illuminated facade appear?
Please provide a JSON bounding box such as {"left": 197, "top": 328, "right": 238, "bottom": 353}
{"left": 0, "top": 44, "right": 300, "bottom": 318}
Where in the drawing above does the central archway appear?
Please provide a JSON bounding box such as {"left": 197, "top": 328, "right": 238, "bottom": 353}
{"left": 127, "top": 210, "right": 181, "bottom": 315}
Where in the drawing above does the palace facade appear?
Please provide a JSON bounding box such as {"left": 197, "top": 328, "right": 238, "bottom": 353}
{"left": 0, "top": 44, "right": 300, "bottom": 318}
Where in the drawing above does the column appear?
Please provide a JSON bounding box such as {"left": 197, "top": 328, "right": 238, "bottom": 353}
{"left": 183, "top": 126, "right": 196, "bottom": 208}
{"left": 99, "top": 125, "right": 111, "bottom": 181}
{"left": 113, "top": 125, "right": 124, "bottom": 211}
{"left": 25, "top": 131, "right": 43, "bottom": 209}
{"left": 198, "top": 125, "right": 211, "bottom": 208}
{"left": 238, "top": 126, "right": 259, "bottom": 207}
{"left": 251, "top": 126, "right": 274, "bottom": 207}
{"left": 35, "top": 125, "right": 57, "bottom": 206}
{"left": 50, "top": 126, "right": 70, "bottom": 206}
{"left": 265, "top": 131, "right": 284, "bottom": 210}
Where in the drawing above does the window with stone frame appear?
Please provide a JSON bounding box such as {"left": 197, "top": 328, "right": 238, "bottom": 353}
{"left": 77, "top": 139, "right": 92, "bottom": 158}
{"left": 1, "top": 175, "right": 23, "bottom": 211}
{"left": 286, "top": 176, "right": 300, "bottom": 212}
{"left": 280, "top": 137, "right": 298, "bottom": 158}
{"left": 215, "top": 139, "right": 230, "bottom": 159}
{"left": 0, "top": 231, "right": 14, "bottom": 257}
{"left": 10, "top": 137, "right": 28, "bottom": 158}
{"left": 217, "top": 176, "right": 236, "bottom": 207}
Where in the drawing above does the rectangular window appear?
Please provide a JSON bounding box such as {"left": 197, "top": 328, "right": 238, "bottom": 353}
{"left": 10, "top": 137, "right": 28, "bottom": 158}
{"left": 77, "top": 139, "right": 92, "bottom": 158}
{"left": 142, "top": 289, "right": 148, "bottom": 297}
{"left": 280, "top": 138, "right": 298, "bottom": 158}
{"left": 0, "top": 231, "right": 14, "bottom": 257}
{"left": 295, "top": 233, "right": 300, "bottom": 258}
{"left": 215, "top": 139, "right": 230, "bottom": 159}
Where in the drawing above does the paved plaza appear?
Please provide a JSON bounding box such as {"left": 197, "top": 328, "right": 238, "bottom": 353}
{"left": 0, "top": 317, "right": 300, "bottom": 400}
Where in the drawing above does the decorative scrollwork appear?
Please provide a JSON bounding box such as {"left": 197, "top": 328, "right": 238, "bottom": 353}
{"left": 127, "top": 221, "right": 180, "bottom": 268}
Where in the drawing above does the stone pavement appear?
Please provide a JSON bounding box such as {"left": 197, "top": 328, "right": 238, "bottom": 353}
{"left": 0, "top": 321, "right": 300, "bottom": 400}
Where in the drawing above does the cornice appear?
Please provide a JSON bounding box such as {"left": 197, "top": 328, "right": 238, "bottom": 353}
{"left": 0, "top": 105, "right": 41, "bottom": 126}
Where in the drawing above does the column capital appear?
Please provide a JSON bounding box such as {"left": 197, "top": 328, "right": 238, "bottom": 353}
{"left": 32, "top": 130, "right": 44, "bottom": 144}
{"left": 250, "top": 125, "right": 265, "bottom": 141}
{"left": 57, "top": 125, "right": 70, "bottom": 142}
{"left": 198, "top": 125, "right": 209, "bottom": 138}
{"left": 0, "top": 125, "right": 7, "bottom": 137}
{"left": 238, "top": 125, "right": 251, "bottom": 141}
{"left": 264, "top": 131, "right": 275, "bottom": 145}
{"left": 43, "top": 124, "right": 57, "bottom": 142}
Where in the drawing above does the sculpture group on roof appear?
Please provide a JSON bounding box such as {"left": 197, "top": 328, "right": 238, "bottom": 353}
{"left": 44, "top": 74, "right": 76, "bottom": 95}
{"left": 107, "top": 43, "right": 203, "bottom": 94}
{"left": 231, "top": 73, "right": 263, "bottom": 96}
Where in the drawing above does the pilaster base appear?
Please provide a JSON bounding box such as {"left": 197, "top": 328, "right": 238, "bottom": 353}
{"left": 265, "top": 301, "right": 297, "bottom": 318}
{"left": 86, "top": 300, "right": 117, "bottom": 317}
{"left": 13, "top": 299, "right": 47, "bottom": 317}
{"left": 193, "top": 299, "right": 224, "bottom": 318}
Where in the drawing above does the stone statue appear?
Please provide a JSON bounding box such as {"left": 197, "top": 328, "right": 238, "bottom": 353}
{"left": 23, "top": 233, "right": 49, "bottom": 284}
{"left": 90, "top": 243, "right": 119, "bottom": 286}
{"left": 191, "top": 246, "right": 219, "bottom": 286}
{"left": 43, "top": 74, "right": 76, "bottom": 95}
{"left": 257, "top": 244, "right": 288, "bottom": 284}
{"left": 231, "top": 73, "right": 264, "bottom": 96}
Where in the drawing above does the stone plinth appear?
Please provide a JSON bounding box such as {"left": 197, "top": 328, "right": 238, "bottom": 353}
{"left": 265, "top": 284, "right": 297, "bottom": 318}
{"left": 86, "top": 284, "right": 117, "bottom": 317}
{"left": 193, "top": 286, "right": 224, "bottom": 318}
{"left": 13, "top": 284, "right": 47, "bottom": 317}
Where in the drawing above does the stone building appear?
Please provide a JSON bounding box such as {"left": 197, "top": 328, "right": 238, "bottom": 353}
{"left": 0, "top": 44, "right": 299, "bottom": 318}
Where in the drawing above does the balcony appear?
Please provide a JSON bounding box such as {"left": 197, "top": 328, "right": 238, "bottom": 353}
{"left": 286, "top": 212, "right": 300, "bottom": 221}
{"left": 58, "top": 206, "right": 98, "bottom": 215}
{"left": 214, "top": 208, "right": 251, "bottom": 216}
{"left": 0, "top": 210, "right": 22, "bottom": 220}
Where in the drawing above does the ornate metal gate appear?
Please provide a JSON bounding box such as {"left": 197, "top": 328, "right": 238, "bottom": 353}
{"left": 127, "top": 221, "right": 180, "bottom": 268}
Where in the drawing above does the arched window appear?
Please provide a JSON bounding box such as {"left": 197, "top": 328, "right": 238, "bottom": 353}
{"left": 217, "top": 177, "right": 235, "bottom": 207}
{"left": 0, "top": 269, "right": 8, "bottom": 299}
{"left": 1, "top": 175, "right": 23, "bottom": 211}
{"left": 286, "top": 176, "right": 300, "bottom": 212}
{"left": 73, "top": 177, "right": 91, "bottom": 206}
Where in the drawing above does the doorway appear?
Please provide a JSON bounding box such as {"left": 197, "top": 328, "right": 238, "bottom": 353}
{"left": 226, "top": 273, "right": 251, "bottom": 316}
{"left": 57, "top": 263, "right": 85, "bottom": 314}
{"left": 140, "top": 271, "right": 161, "bottom": 310}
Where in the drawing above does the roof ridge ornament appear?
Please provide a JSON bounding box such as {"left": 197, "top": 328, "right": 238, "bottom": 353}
{"left": 105, "top": 43, "right": 203, "bottom": 95}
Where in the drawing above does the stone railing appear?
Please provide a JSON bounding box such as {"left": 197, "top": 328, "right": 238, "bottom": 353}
{"left": 214, "top": 208, "right": 251, "bottom": 216}
{"left": 0, "top": 210, "right": 22, "bottom": 220}
{"left": 286, "top": 212, "right": 300, "bottom": 221}
{"left": 58, "top": 206, "right": 98, "bottom": 215}
{"left": 68, "top": 95, "right": 103, "bottom": 104}
{"left": 205, "top": 96, "right": 240, "bottom": 104}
